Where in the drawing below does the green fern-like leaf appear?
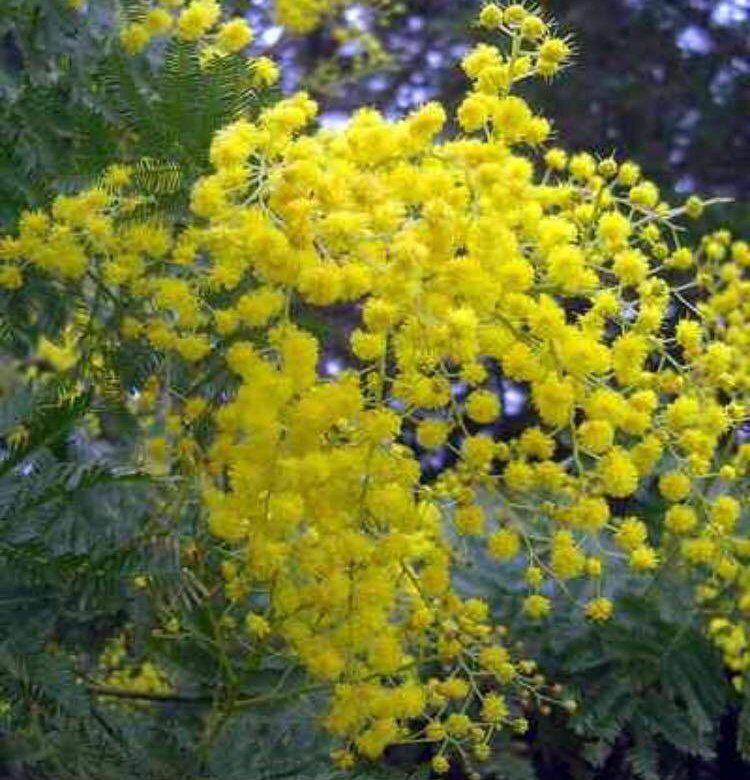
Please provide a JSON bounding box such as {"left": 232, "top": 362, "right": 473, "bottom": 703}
{"left": 0, "top": 386, "right": 91, "bottom": 476}
{"left": 561, "top": 596, "right": 729, "bottom": 773}
{"left": 130, "top": 157, "right": 184, "bottom": 195}
{"left": 627, "top": 730, "right": 659, "bottom": 780}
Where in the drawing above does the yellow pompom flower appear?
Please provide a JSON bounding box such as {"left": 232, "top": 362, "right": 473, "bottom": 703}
{"left": 0, "top": 265, "right": 22, "bottom": 289}
{"left": 478, "top": 3, "right": 504, "bottom": 29}
{"left": 658, "top": 471, "right": 692, "bottom": 503}
{"left": 481, "top": 693, "right": 509, "bottom": 723}
{"left": 465, "top": 390, "right": 502, "bottom": 424}
{"left": 252, "top": 57, "right": 281, "bottom": 87}
{"left": 532, "top": 376, "right": 575, "bottom": 427}
{"left": 120, "top": 23, "right": 151, "bottom": 54}
{"left": 614, "top": 518, "right": 648, "bottom": 551}
{"left": 665, "top": 505, "right": 698, "bottom": 535}
{"left": 245, "top": 613, "right": 271, "bottom": 639}
{"left": 551, "top": 531, "right": 586, "bottom": 580}
{"left": 598, "top": 448, "right": 640, "bottom": 498}
{"left": 488, "top": 528, "right": 521, "bottom": 560}
{"left": 523, "top": 594, "right": 552, "bottom": 620}
{"left": 597, "top": 211, "right": 632, "bottom": 250}
{"left": 177, "top": 0, "right": 220, "bottom": 41}
{"left": 417, "top": 420, "right": 451, "bottom": 450}
{"left": 585, "top": 597, "right": 614, "bottom": 622}
{"left": 145, "top": 8, "right": 173, "bottom": 36}
{"left": 217, "top": 18, "right": 254, "bottom": 53}
{"left": 577, "top": 420, "right": 614, "bottom": 454}
{"left": 455, "top": 506, "right": 486, "bottom": 536}
{"left": 711, "top": 496, "right": 741, "bottom": 532}
{"left": 629, "top": 546, "right": 659, "bottom": 572}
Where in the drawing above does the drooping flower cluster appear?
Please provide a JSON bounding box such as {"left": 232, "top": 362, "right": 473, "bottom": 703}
{"left": 106, "top": 0, "right": 378, "bottom": 56}
{"left": 3, "top": 2, "right": 748, "bottom": 773}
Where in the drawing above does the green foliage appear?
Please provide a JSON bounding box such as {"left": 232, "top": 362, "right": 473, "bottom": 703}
{"left": 205, "top": 701, "right": 334, "bottom": 780}
{"left": 0, "top": 0, "right": 119, "bottom": 225}
{"left": 553, "top": 596, "right": 729, "bottom": 779}
{"left": 101, "top": 41, "right": 261, "bottom": 171}
{"left": 447, "top": 523, "right": 739, "bottom": 778}
{"left": 0, "top": 378, "right": 152, "bottom": 777}
{"left": 480, "top": 743, "right": 538, "bottom": 780}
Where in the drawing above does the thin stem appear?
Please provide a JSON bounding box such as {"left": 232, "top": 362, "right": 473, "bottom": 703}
{"left": 87, "top": 683, "right": 210, "bottom": 704}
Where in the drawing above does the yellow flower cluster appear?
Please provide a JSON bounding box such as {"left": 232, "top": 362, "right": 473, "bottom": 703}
{"left": 117, "top": 0, "right": 273, "bottom": 79}
{"left": 68, "top": 0, "right": 360, "bottom": 37}
{"left": 96, "top": 636, "right": 173, "bottom": 700}
{"left": 3, "top": 1, "right": 748, "bottom": 771}
{"left": 112, "top": 0, "right": 371, "bottom": 56}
